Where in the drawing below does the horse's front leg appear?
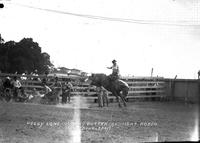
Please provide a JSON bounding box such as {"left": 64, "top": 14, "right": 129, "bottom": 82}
{"left": 122, "top": 96, "right": 127, "bottom": 107}
{"left": 121, "top": 89, "right": 129, "bottom": 107}
{"left": 112, "top": 90, "right": 121, "bottom": 107}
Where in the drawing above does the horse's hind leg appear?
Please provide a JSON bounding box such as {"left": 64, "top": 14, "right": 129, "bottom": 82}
{"left": 112, "top": 91, "right": 121, "bottom": 107}
{"left": 123, "top": 96, "right": 127, "bottom": 107}
{"left": 118, "top": 93, "right": 126, "bottom": 107}
{"left": 122, "top": 89, "right": 129, "bottom": 106}
{"left": 120, "top": 95, "right": 127, "bottom": 107}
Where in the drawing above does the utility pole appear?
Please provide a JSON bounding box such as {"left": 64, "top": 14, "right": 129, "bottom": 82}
{"left": 151, "top": 68, "right": 154, "bottom": 77}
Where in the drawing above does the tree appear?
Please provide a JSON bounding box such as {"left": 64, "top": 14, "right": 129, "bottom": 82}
{"left": 0, "top": 35, "right": 54, "bottom": 74}
{"left": 0, "top": 34, "right": 4, "bottom": 44}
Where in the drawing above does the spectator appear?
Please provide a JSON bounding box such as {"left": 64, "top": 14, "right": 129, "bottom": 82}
{"left": 198, "top": 70, "right": 200, "bottom": 79}
{"left": 66, "top": 80, "right": 73, "bottom": 102}
{"left": 61, "top": 80, "right": 73, "bottom": 104}
{"left": 21, "top": 70, "right": 28, "bottom": 80}
{"left": 33, "top": 69, "right": 38, "bottom": 76}
{"left": 32, "top": 69, "right": 40, "bottom": 81}
{"left": 3, "top": 77, "right": 13, "bottom": 90}
{"left": 96, "top": 86, "right": 109, "bottom": 107}
{"left": 42, "top": 77, "right": 47, "bottom": 85}
{"left": 2, "top": 77, "right": 13, "bottom": 102}
{"left": 42, "top": 71, "right": 49, "bottom": 85}
{"left": 12, "top": 76, "right": 23, "bottom": 101}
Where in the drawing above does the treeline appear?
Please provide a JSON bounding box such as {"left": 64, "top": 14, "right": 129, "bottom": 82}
{"left": 0, "top": 34, "right": 53, "bottom": 74}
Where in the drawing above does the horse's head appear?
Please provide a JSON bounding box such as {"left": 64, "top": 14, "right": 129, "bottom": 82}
{"left": 87, "top": 74, "right": 96, "bottom": 85}
{"left": 86, "top": 73, "right": 104, "bottom": 87}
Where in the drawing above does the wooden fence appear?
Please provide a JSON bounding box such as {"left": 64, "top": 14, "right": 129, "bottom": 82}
{"left": 121, "top": 77, "right": 166, "bottom": 100}
{"left": 0, "top": 73, "right": 166, "bottom": 100}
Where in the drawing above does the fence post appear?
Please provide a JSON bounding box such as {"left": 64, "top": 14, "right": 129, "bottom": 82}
{"left": 185, "top": 81, "right": 189, "bottom": 104}
{"left": 171, "top": 75, "right": 177, "bottom": 101}
{"left": 198, "top": 79, "right": 200, "bottom": 103}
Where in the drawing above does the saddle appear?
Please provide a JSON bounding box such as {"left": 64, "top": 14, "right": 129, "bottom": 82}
{"left": 109, "top": 73, "right": 119, "bottom": 82}
{"left": 108, "top": 74, "right": 119, "bottom": 89}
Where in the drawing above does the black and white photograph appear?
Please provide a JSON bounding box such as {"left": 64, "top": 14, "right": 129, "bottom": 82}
{"left": 0, "top": 0, "right": 199, "bottom": 142}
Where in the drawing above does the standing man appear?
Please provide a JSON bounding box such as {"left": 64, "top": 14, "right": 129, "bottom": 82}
{"left": 107, "top": 59, "right": 120, "bottom": 81}
{"left": 96, "top": 86, "right": 109, "bottom": 107}
{"left": 2, "top": 77, "right": 13, "bottom": 101}
{"left": 12, "top": 76, "right": 23, "bottom": 101}
{"left": 198, "top": 70, "right": 200, "bottom": 79}
{"left": 61, "top": 80, "right": 73, "bottom": 104}
{"left": 66, "top": 80, "right": 73, "bottom": 103}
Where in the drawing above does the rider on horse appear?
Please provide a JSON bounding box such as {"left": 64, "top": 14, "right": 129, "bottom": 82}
{"left": 107, "top": 59, "right": 120, "bottom": 81}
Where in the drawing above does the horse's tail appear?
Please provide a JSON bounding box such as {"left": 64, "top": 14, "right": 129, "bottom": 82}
{"left": 118, "top": 80, "right": 129, "bottom": 88}
{"left": 118, "top": 80, "right": 129, "bottom": 99}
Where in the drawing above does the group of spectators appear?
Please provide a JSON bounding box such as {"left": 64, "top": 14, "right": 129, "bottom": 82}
{"left": 21, "top": 70, "right": 40, "bottom": 81}
{"left": 0, "top": 70, "right": 74, "bottom": 104}
{"left": 0, "top": 70, "right": 109, "bottom": 106}
{"left": 0, "top": 76, "right": 25, "bottom": 102}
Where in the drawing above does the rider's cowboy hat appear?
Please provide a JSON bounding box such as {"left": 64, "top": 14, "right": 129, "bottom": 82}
{"left": 112, "top": 59, "right": 117, "bottom": 63}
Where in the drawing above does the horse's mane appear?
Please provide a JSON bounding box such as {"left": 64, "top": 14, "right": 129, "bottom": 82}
{"left": 92, "top": 73, "right": 107, "bottom": 76}
{"left": 91, "top": 73, "right": 110, "bottom": 90}
{"left": 91, "top": 73, "right": 109, "bottom": 79}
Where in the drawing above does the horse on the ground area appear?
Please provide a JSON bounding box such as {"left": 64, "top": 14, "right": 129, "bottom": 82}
{"left": 88, "top": 73, "right": 129, "bottom": 107}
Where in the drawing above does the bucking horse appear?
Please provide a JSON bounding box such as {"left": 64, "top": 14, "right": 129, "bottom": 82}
{"left": 87, "top": 73, "right": 129, "bottom": 107}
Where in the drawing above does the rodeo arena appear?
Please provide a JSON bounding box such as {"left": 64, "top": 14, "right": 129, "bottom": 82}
{"left": 0, "top": 68, "right": 199, "bottom": 143}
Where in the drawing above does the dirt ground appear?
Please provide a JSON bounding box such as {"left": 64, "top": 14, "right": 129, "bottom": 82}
{"left": 0, "top": 95, "right": 199, "bottom": 143}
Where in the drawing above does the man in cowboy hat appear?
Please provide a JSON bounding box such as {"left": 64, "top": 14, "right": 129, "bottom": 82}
{"left": 107, "top": 59, "right": 120, "bottom": 81}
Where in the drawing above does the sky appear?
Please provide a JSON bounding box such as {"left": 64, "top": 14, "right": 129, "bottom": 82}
{"left": 0, "top": 0, "right": 200, "bottom": 79}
